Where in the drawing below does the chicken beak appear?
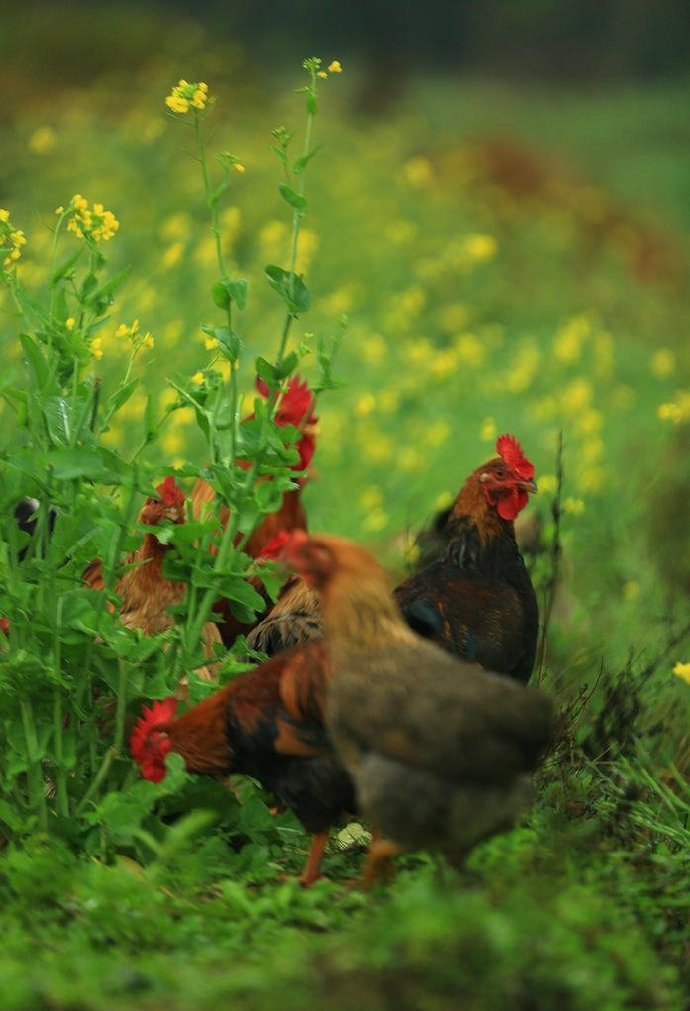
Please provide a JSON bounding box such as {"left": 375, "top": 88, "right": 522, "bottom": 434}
{"left": 520, "top": 478, "right": 538, "bottom": 495}
{"left": 301, "top": 422, "right": 320, "bottom": 439}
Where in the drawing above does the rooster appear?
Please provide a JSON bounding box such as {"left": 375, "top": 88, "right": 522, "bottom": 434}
{"left": 116, "top": 477, "right": 222, "bottom": 682}
{"left": 249, "top": 435, "right": 539, "bottom": 680}
{"left": 130, "top": 640, "right": 355, "bottom": 886}
{"left": 191, "top": 375, "right": 319, "bottom": 646}
{"left": 282, "top": 531, "right": 553, "bottom": 881}
{"left": 394, "top": 434, "right": 539, "bottom": 682}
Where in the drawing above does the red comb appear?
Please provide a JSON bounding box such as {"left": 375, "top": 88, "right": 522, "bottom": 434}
{"left": 496, "top": 434, "right": 535, "bottom": 482}
{"left": 256, "top": 375, "right": 317, "bottom": 427}
{"left": 130, "top": 697, "right": 178, "bottom": 765}
{"left": 155, "top": 476, "right": 185, "bottom": 508}
{"left": 278, "top": 529, "right": 310, "bottom": 562}
{"left": 258, "top": 530, "right": 293, "bottom": 561}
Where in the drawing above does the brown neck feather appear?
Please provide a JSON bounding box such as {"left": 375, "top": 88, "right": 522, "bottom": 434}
{"left": 321, "top": 570, "right": 412, "bottom": 653}
{"left": 450, "top": 474, "right": 509, "bottom": 543}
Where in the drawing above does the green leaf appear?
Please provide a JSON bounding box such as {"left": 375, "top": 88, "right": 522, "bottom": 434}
{"left": 19, "top": 334, "right": 52, "bottom": 392}
{"left": 278, "top": 184, "right": 307, "bottom": 216}
{"left": 80, "top": 272, "right": 98, "bottom": 299}
{"left": 144, "top": 393, "right": 158, "bottom": 444}
{"left": 212, "top": 278, "right": 249, "bottom": 311}
{"left": 270, "top": 145, "right": 289, "bottom": 166}
{"left": 212, "top": 281, "right": 230, "bottom": 309}
{"left": 105, "top": 378, "right": 139, "bottom": 419}
{"left": 264, "top": 265, "right": 311, "bottom": 314}
{"left": 50, "top": 446, "right": 131, "bottom": 483}
{"left": 86, "top": 267, "right": 132, "bottom": 313}
{"left": 0, "top": 798, "right": 26, "bottom": 833}
{"left": 225, "top": 278, "right": 248, "bottom": 310}
{"left": 276, "top": 351, "right": 299, "bottom": 379}
{"left": 255, "top": 356, "right": 279, "bottom": 386}
{"left": 293, "top": 144, "right": 322, "bottom": 174}
{"left": 254, "top": 480, "right": 284, "bottom": 514}
{"left": 50, "top": 248, "right": 83, "bottom": 286}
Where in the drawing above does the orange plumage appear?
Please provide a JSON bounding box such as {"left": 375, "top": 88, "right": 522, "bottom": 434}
{"left": 116, "top": 478, "right": 221, "bottom": 684}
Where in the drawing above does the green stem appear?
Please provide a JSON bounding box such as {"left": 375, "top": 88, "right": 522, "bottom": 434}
{"left": 20, "top": 700, "right": 47, "bottom": 830}
{"left": 52, "top": 690, "right": 69, "bottom": 818}
{"left": 52, "top": 597, "right": 69, "bottom": 818}
{"left": 195, "top": 114, "right": 227, "bottom": 281}
{"left": 76, "top": 749, "right": 115, "bottom": 815}
{"left": 77, "top": 658, "right": 127, "bottom": 815}
{"left": 276, "top": 77, "right": 316, "bottom": 367}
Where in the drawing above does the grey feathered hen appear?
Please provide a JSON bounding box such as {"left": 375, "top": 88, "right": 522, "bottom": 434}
{"left": 282, "top": 532, "right": 554, "bottom": 881}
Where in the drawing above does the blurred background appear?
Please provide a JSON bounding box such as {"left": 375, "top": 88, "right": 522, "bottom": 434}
{"left": 2, "top": 0, "right": 690, "bottom": 668}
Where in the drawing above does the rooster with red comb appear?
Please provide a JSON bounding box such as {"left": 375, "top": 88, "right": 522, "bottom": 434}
{"left": 394, "top": 434, "right": 539, "bottom": 682}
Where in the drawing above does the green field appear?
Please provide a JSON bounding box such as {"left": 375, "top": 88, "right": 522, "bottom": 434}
{"left": 1, "top": 48, "right": 690, "bottom": 1010}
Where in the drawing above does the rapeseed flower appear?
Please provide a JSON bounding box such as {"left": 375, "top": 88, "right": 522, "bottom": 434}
{"left": 165, "top": 80, "right": 209, "bottom": 115}
{"left": 66, "top": 194, "right": 119, "bottom": 243}
{"left": 673, "top": 662, "right": 690, "bottom": 685}
{"left": 1, "top": 210, "right": 26, "bottom": 269}
{"left": 651, "top": 349, "right": 675, "bottom": 378}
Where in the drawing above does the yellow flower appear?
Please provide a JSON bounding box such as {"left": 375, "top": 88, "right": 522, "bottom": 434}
{"left": 538, "top": 475, "right": 558, "bottom": 495}
{"left": 0, "top": 209, "right": 9, "bottom": 222}
{"left": 651, "top": 348, "right": 675, "bottom": 378}
{"left": 191, "top": 371, "right": 205, "bottom": 385}
{"left": 204, "top": 336, "right": 219, "bottom": 351}
{"left": 358, "top": 486, "right": 383, "bottom": 510}
{"left": 403, "top": 156, "right": 433, "bottom": 187}
{"left": 362, "top": 509, "right": 389, "bottom": 533}
{"left": 434, "top": 490, "right": 454, "bottom": 512}
{"left": 657, "top": 402, "right": 682, "bottom": 423}
{"left": 328, "top": 60, "right": 343, "bottom": 73}
{"left": 354, "top": 394, "right": 376, "bottom": 417}
{"left": 28, "top": 126, "right": 57, "bottom": 154}
{"left": 165, "top": 79, "right": 209, "bottom": 115}
{"left": 480, "top": 417, "right": 497, "bottom": 442}
{"left": 463, "top": 234, "right": 497, "bottom": 263}
{"left": 162, "top": 241, "right": 184, "bottom": 269}
{"left": 66, "top": 194, "right": 119, "bottom": 243}
{"left": 425, "top": 420, "right": 450, "bottom": 447}
{"left": 143, "top": 333, "right": 155, "bottom": 350}
{"left": 399, "top": 447, "right": 424, "bottom": 471}
{"left": 317, "top": 71, "right": 328, "bottom": 79}
{"left": 554, "top": 315, "right": 589, "bottom": 364}
{"left": 91, "top": 337, "right": 104, "bottom": 361}
{"left": 563, "top": 497, "right": 585, "bottom": 516}
{"left": 673, "top": 661, "right": 690, "bottom": 685}
{"left": 65, "top": 317, "right": 76, "bottom": 331}
{"left": 234, "top": 162, "right": 246, "bottom": 173}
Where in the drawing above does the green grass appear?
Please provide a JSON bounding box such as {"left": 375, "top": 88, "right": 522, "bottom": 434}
{"left": 1, "top": 46, "right": 690, "bottom": 1010}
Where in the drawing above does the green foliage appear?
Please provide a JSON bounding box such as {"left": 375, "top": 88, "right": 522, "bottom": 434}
{"left": 1, "top": 45, "right": 690, "bottom": 1011}
{"left": 0, "top": 61, "right": 342, "bottom": 856}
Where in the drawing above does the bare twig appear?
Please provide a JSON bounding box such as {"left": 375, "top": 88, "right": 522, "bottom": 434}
{"left": 536, "top": 430, "right": 564, "bottom": 682}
